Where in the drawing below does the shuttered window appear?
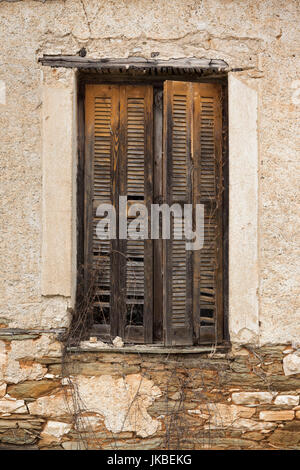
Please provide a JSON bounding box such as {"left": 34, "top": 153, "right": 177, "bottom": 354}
{"left": 84, "top": 81, "right": 224, "bottom": 346}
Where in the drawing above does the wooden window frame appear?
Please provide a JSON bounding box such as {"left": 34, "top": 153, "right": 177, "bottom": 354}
{"left": 76, "top": 71, "right": 229, "bottom": 347}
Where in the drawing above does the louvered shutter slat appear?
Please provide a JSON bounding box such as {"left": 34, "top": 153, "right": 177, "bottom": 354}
{"left": 163, "top": 81, "right": 223, "bottom": 346}
{"left": 86, "top": 85, "right": 153, "bottom": 343}
{"left": 164, "top": 81, "right": 194, "bottom": 346}
{"left": 85, "top": 85, "right": 120, "bottom": 333}
{"left": 119, "top": 86, "right": 153, "bottom": 343}
{"left": 195, "top": 83, "right": 223, "bottom": 343}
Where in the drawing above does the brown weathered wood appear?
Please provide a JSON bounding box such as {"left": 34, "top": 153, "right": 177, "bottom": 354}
{"left": 86, "top": 84, "right": 154, "bottom": 342}
{"left": 198, "top": 325, "right": 215, "bottom": 344}
{"left": 192, "top": 84, "right": 201, "bottom": 342}
{"left": 90, "top": 324, "right": 111, "bottom": 342}
{"left": 163, "top": 80, "right": 172, "bottom": 346}
{"left": 163, "top": 81, "right": 224, "bottom": 346}
{"left": 185, "top": 84, "right": 194, "bottom": 343}
{"left": 85, "top": 84, "right": 120, "bottom": 335}
{"left": 79, "top": 72, "right": 227, "bottom": 86}
{"left": 83, "top": 77, "right": 226, "bottom": 347}
{"left": 76, "top": 82, "right": 85, "bottom": 280}
{"left": 39, "top": 55, "right": 228, "bottom": 71}
{"left": 84, "top": 86, "right": 95, "bottom": 301}
{"left": 213, "top": 84, "right": 224, "bottom": 344}
{"left": 195, "top": 82, "right": 223, "bottom": 345}
{"left": 118, "top": 86, "right": 128, "bottom": 339}
{"left": 125, "top": 325, "right": 144, "bottom": 343}
{"left": 143, "top": 86, "right": 154, "bottom": 343}
{"left": 119, "top": 84, "right": 154, "bottom": 342}
{"left": 153, "top": 86, "right": 163, "bottom": 342}
{"left": 163, "top": 81, "right": 194, "bottom": 346}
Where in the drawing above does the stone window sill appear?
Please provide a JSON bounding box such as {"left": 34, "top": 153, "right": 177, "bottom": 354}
{"left": 67, "top": 342, "right": 231, "bottom": 355}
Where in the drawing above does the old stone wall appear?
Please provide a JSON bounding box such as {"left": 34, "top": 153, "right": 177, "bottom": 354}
{"left": 1, "top": 334, "right": 300, "bottom": 449}
{"left": 0, "top": 0, "right": 299, "bottom": 450}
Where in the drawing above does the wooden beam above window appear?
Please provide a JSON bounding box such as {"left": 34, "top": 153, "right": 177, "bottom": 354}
{"left": 38, "top": 55, "right": 229, "bottom": 73}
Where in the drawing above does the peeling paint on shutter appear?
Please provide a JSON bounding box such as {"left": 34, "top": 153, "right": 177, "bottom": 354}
{"left": 196, "top": 83, "right": 223, "bottom": 344}
{"left": 163, "top": 81, "right": 194, "bottom": 345}
{"left": 85, "top": 85, "right": 153, "bottom": 343}
{"left": 85, "top": 80, "right": 223, "bottom": 346}
{"left": 163, "top": 81, "right": 223, "bottom": 345}
{"left": 119, "top": 86, "right": 153, "bottom": 343}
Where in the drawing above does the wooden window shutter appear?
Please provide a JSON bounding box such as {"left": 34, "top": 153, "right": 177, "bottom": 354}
{"left": 85, "top": 85, "right": 153, "bottom": 344}
{"left": 119, "top": 86, "right": 154, "bottom": 343}
{"left": 85, "top": 84, "right": 119, "bottom": 341}
{"left": 163, "top": 81, "right": 223, "bottom": 346}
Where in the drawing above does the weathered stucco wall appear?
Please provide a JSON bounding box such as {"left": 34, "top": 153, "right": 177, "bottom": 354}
{"left": 0, "top": 0, "right": 299, "bottom": 449}
{"left": 0, "top": 0, "right": 299, "bottom": 343}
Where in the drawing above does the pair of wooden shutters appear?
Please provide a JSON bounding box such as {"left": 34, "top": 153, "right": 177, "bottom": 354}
{"left": 85, "top": 81, "right": 223, "bottom": 346}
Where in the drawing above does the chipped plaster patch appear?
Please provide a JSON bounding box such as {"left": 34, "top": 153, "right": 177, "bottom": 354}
{"left": 75, "top": 374, "right": 162, "bottom": 437}
{"left": 189, "top": 403, "right": 276, "bottom": 432}
{"left": 28, "top": 374, "right": 162, "bottom": 438}
{"left": 188, "top": 403, "right": 256, "bottom": 428}
{"left": 28, "top": 391, "right": 72, "bottom": 418}
{"left": 0, "top": 336, "right": 61, "bottom": 384}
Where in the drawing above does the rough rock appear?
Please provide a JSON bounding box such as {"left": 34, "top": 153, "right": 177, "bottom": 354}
{"left": 259, "top": 410, "right": 295, "bottom": 421}
{"left": 41, "top": 420, "right": 71, "bottom": 440}
{"left": 230, "top": 418, "right": 276, "bottom": 432}
{"left": 4, "top": 359, "right": 47, "bottom": 385}
{"left": 0, "top": 337, "right": 63, "bottom": 384}
{"left": 102, "top": 437, "right": 163, "bottom": 450}
{"left": 70, "top": 361, "right": 140, "bottom": 376}
{"left": 9, "top": 335, "right": 62, "bottom": 360}
{"left": 0, "top": 418, "right": 43, "bottom": 430}
{"left": 189, "top": 404, "right": 256, "bottom": 428}
{"left": 62, "top": 440, "right": 86, "bottom": 450}
{"left": 231, "top": 391, "right": 274, "bottom": 405}
{"left": 283, "top": 353, "right": 300, "bottom": 376}
{"left": 0, "top": 428, "right": 38, "bottom": 445}
{"left": 7, "top": 379, "right": 61, "bottom": 399}
{"left": 0, "top": 398, "right": 28, "bottom": 414}
{"left": 0, "top": 382, "right": 6, "bottom": 398}
{"left": 243, "top": 431, "right": 267, "bottom": 441}
{"left": 0, "top": 342, "right": 7, "bottom": 381}
{"left": 274, "top": 395, "right": 299, "bottom": 406}
{"left": 112, "top": 336, "right": 124, "bottom": 348}
{"left": 79, "top": 340, "right": 110, "bottom": 349}
{"left": 268, "top": 430, "right": 300, "bottom": 448}
{"left": 74, "top": 414, "right": 104, "bottom": 431}
{"left": 28, "top": 392, "right": 73, "bottom": 418}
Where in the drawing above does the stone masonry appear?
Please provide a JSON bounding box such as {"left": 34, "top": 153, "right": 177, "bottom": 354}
{"left": 1, "top": 335, "right": 300, "bottom": 449}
